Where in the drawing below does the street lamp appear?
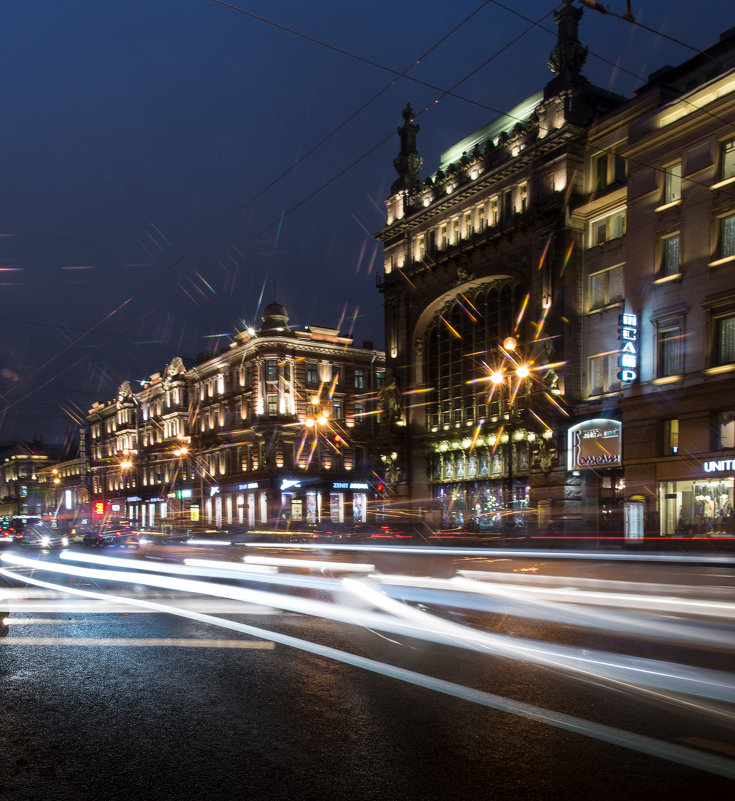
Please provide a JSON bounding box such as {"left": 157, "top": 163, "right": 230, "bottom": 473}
{"left": 488, "top": 338, "right": 531, "bottom": 534}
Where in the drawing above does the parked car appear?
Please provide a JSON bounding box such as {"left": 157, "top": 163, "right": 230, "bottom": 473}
{"left": 83, "top": 528, "right": 141, "bottom": 549}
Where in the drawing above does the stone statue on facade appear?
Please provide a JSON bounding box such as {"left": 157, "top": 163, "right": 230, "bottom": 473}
{"left": 380, "top": 369, "right": 403, "bottom": 422}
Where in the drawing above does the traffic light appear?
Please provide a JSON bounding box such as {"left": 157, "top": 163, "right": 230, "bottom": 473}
{"left": 94, "top": 501, "right": 105, "bottom": 516}
{"left": 375, "top": 483, "right": 385, "bottom": 493}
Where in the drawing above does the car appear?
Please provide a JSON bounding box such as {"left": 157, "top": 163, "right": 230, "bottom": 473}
{"left": 83, "top": 528, "right": 141, "bottom": 549}
{"left": 13, "top": 526, "right": 69, "bottom": 549}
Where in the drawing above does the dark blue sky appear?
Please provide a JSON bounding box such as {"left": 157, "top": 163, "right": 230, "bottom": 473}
{"left": 0, "top": 0, "right": 729, "bottom": 444}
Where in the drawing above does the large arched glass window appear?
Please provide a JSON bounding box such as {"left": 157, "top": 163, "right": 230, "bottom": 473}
{"left": 425, "top": 280, "right": 526, "bottom": 429}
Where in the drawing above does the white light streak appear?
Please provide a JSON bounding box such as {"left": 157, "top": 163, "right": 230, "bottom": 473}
{"left": 2, "top": 564, "right": 734, "bottom": 780}
{"left": 243, "top": 555, "right": 375, "bottom": 572}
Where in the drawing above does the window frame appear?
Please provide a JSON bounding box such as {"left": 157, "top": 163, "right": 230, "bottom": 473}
{"left": 587, "top": 352, "right": 621, "bottom": 396}
{"left": 588, "top": 207, "right": 626, "bottom": 248}
{"left": 663, "top": 162, "right": 682, "bottom": 204}
{"left": 587, "top": 264, "right": 624, "bottom": 311}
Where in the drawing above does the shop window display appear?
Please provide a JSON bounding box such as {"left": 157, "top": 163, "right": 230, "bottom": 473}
{"left": 660, "top": 478, "right": 735, "bottom": 535}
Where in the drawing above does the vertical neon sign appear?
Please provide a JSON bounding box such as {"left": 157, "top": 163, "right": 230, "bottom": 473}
{"left": 618, "top": 312, "right": 638, "bottom": 383}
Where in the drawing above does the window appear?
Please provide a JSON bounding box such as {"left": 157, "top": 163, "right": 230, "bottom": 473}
{"left": 715, "top": 314, "right": 735, "bottom": 365}
{"left": 720, "top": 213, "right": 735, "bottom": 260}
{"left": 716, "top": 412, "right": 735, "bottom": 449}
{"left": 593, "top": 153, "right": 607, "bottom": 190}
{"left": 375, "top": 371, "right": 384, "bottom": 389}
{"left": 476, "top": 204, "right": 486, "bottom": 231}
{"left": 266, "top": 360, "right": 278, "bottom": 381}
{"left": 663, "top": 162, "right": 681, "bottom": 204}
{"left": 663, "top": 419, "right": 679, "bottom": 455}
{"left": 489, "top": 197, "right": 499, "bottom": 226}
{"left": 589, "top": 208, "right": 626, "bottom": 246}
{"left": 332, "top": 400, "right": 343, "bottom": 419}
{"left": 722, "top": 139, "right": 735, "bottom": 181}
{"left": 354, "top": 369, "right": 365, "bottom": 389}
{"left": 451, "top": 217, "right": 460, "bottom": 244}
{"left": 245, "top": 366, "right": 252, "bottom": 386}
{"left": 354, "top": 402, "right": 364, "bottom": 420}
{"left": 267, "top": 395, "right": 278, "bottom": 416}
{"left": 414, "top": 235, "right": 425, "bottom": 261}
{"left": 306, "top": 362, "right": 318, "bottom": 384}
{"left": 657, "top": 326, "right": 682, "bottom": 377}
{"left": 588, "top": 264, "right": 624, "bottom": 310}
{"left": 518, "top": 182, "right": 528, "bottom": 213}
{"left": 439, "top": 223, "right": 448, "bottom": 249}
{"left": 659, "top": 234, "right": 680, "bottom": 277}
{"left": 588, "top": 353, "right": 620, "bottom": 395}
{"left": 463, "top": 211, "right": 473, "bottom": 238}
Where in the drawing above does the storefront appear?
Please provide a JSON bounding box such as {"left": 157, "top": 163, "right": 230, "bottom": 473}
{"left": 430, "top": 440, "right": 531, "bottom": 530}
{"left": 205, "top": 476, "right": 372, "bottom": 529}
{"left": 659, "top": 456, "right": 735, "bottom": 536}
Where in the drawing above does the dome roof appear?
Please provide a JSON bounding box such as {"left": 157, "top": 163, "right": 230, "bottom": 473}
{"left": 260, "top": 301, "right": 291, "bottom": 334}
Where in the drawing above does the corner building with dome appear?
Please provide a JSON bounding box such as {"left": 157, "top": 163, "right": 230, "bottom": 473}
{"left": 86, "top": 302, "right": 385, "bottom": 532}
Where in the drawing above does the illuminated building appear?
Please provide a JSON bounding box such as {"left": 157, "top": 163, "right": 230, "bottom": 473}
{"left": 574, "top": 26, "right": 735, "bottom": 536}
{"left": 376, "top": 5, "right": 735, "bottom": 536}
{"left": 376, "top": 0, "right": 624, "bottom": 532}
{"left": 87, "top": 302, "right": 385, "bottom": 531}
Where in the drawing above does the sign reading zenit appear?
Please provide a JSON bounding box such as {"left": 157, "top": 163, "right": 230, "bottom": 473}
{"left": 618, "top": 312, "right": 638, "bottom": 383}
{"left": 568, "top": 419, "right": 622, "bottom": 470}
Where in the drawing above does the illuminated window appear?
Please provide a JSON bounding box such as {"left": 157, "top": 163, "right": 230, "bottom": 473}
{"left": 663, "top": 419, "right": 679, "bottom": 455}
{"left": 306, "top": 363, "right": 318, "bottom": 384}
{"left": 489, "top": 197, "right": 498, "bottom": 226}
{"left": 332, "top": 400, "right": 343, "bottom": 419}
{"left": 354, "top": 369, "right": 365, "bottom": 389}
{"left": 657, "top": 326, "right": 682, "bottom": 377}
{"left": 414, "top": 235, "right": 425, "bottom": 261}
{"left": 375, "top": 371, "right": 384, "bottom": 389}
{"left": 588, "top": 353, "right": 620, "bottom": 396}
{"left": 659, "top": 234, "right": 680, "bottom": 277}
{"left": 463, "top": 211, "right": 473, "bottom": 238}
{"left": 720, "top": 213, "right": 735, "bottom": 260}
{"left": 518, "top": 182, "right": 528, "bottom": 213}
{"left": 439, "top": 223, "right": 448, "bottom": 249}
{"left": 723, "top": 139, "right": 735, "bottom": 181}
{"left": 663, "top": 162, "right": 681, "bottom": 204}
{"left": 476, "top": 204, "right": 486, "bottom": 231}
{"left": 267, "top": 395, "right": 278, "bottom": 416}
{"left": 715, "top": 314, "right": 735, "bottom": 365}
{"left": 354, "top": 402, "right": 364, "bottom": 420}
{"left": 266, "top": 360, "right": 278, "bottom": 381}
{"left": 451, "top": 217, "right": 460, "bottom": 244}
{"left": 589, "top": 208, "right": 626, "bottom": 246}
{"left": 588, "top": 264, "right": 624, "bottom": 310}
{"left": 715, "top": 412, "right": 735, "bottom": 449}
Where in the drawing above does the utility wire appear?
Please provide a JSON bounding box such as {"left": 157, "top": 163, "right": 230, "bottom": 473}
{"left": 249, "top": 3, "right": 561, "bottom": 240}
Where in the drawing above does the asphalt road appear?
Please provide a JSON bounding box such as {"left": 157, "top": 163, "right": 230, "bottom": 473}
{"left": 1, "top": 542, "right": 734, "bottom": 801}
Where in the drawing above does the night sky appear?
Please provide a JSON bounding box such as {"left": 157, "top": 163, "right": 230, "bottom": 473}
{"left": 0, "top": 0, "right": 729, "bottom": 446}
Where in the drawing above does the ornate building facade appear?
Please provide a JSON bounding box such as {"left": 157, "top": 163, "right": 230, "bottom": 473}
{"left": 86, "top": 303, "right": 385, "bottom": 531}
{"left": 375, "top": 4, "right": 735, "bottom": 536}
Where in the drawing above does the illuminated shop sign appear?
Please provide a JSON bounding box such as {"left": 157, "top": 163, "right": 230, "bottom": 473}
{"left": 280, "top": 479, "right": 301, "bottom": 491}
{"left": 126, "top": 496, "right": 142, "bottom": 502}
{"left": 238, "top": 482, "right": 259, "bottom": 490}
{"left": 617, "top": 312, "right": 638, "bottom": 383}
{"left": 148, "top": 497, "right": 164, "bottom": 503}
{"left": 568, "top": 419, "right": 622, "bottom": 470}
{"left": 209, "top": 486, "right": 220, "bottom": 497}
{"left": 332, "top": 482, "right": 370, "bottom": 490}
{"left": 703, "top": 459, "right": 735, "bottom": 473}
{"left": 180, "top": 489, "right": 192, "bottom": 498}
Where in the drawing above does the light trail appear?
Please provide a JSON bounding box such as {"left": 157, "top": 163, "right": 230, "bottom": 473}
{"left": 3, "top": 637, "right": 274, "bottom": 649}
{"left": 243, "top": 542, "right": 735, "bottom": 564}
{"left": 5, "top": 552, "right": 735, "bottom": 706}
{"left": 242, "top": 555, "right": 375, "bottom": 572}
{"left": 2, "top": 564, "right": 733, "bottom": 780}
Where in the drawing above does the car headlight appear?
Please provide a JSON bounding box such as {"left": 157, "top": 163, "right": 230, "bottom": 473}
{"left": 40, "top": 535, "right": 51, "bottom": 547}
{"left": 61, "top": 537, "right": 69, "bottom": 547}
